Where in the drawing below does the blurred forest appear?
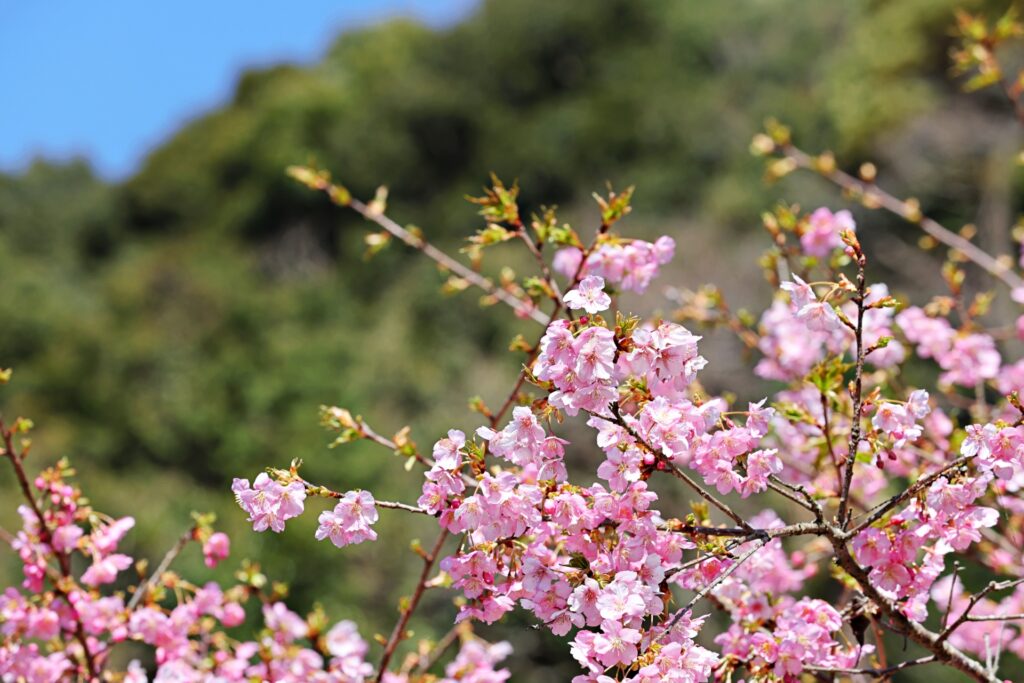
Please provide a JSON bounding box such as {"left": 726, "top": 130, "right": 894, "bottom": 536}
{"left": 2, "top": 0, "right": 1023, "bottom": 680}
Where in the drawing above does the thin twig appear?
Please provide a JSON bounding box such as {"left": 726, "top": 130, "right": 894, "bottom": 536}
{"left": 818, "top": 390, "right": 842, "bottom": 489}
{"left": 299, "top": 476, "right": 432, "bottom": 514}
{"left": 412, "top": 623, "right": 467, "bottom": 675}
{"left": 349, "top": 195, "right": 549, "bottom": 325}
{"left": 516, "top": 229, "right": 565, "bottom": 305}
{"left": 664, "top": 545, "right": 744, "bottom": 580}
{"left": 838, "top": 248, "right": 867, "bottom": 529}
{"left": 847, "top": 455, "right": 973, "bottom": 537}
{"left": 127, "top": 529, "right": 194, "bottom": 610}
{"left": 665, "top": 463, "right": 751, "bottom": 530}
{"left": 489, "top": 366, "right": 533, "bottom": 429}
{"left": 294, "top": 170, "right": 548, "bottom": 324}
{"left": 682, "top": 540, "right": 766, "bottom": 612}
{"left": 766, "top": 476, "right": 823, "bottom": 520}
{"left": 374, "top": 500, "right": 431, "bottom": 515}
{"left": 352, "top": 420, "right": 476, "bottom": 487}
{"left": 938, "top": 578, "right": 1024, "bottom": 645}
{"left": 664, "top": 521, "right": 822, "bottom": 540}
{"left": 654, "top": 539, "right": 768, "bottom": 646}
{"left": 943, "top": 563, "right": 962, "bottom": 632}
{"left": 488, "top": 219, "right": 609, "bottom": 429}
{"left": 358, "top": 420, "right": 433, "bottom": 470}
{"left": 376, "top": 528, "right": 449, "bottom": 681}
{"left": 805, "top": 655, "right": 936, "bottom": 677}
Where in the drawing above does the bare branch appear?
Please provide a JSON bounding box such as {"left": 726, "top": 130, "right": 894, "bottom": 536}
{"left": 939, "top": 578, "right": 1024, "bottom": 645}
{"left": 376, "top": 529, "right": 450, "bottom": 681}
{"left": 347, "top": 196, "right": 549, "bottom": 324}
{"left": 805, "top": 655, "right": 936, "bottom": 677}
{"left": 128, "top": 529, "right": 194, "bottom": 610}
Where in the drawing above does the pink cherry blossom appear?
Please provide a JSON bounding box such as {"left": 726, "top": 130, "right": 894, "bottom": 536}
{"left": 202, "top": 532, "right": 230, "bottom": 568}
{"left": 553, "top": 237, "right": 675, "bottom": 293}
{"left": 800, "top": 207, "right": 856, "bottom": 257}
{"left": 315, "top": 490, "right": 378, "bottom": 547}
{"left": 563, "top": 275, "right": 612, "bottom": 314}
{"left": 81, "top": 553, "right": 133, "bottom": 586}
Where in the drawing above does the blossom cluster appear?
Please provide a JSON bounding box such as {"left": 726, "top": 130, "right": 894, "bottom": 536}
{"left": 756, "top": 277, "right": 904, "bottom": 381}
{"left": 10, "top": 157, "right": 1024, "bottom": 683}
{"left": 553, "top": 236, "right": 675, "bottom": 294}
{"left": 219, "top": 194, "right": 1024, "bottom": 682}
{"left": 898, "top": 307, "right": 1001, "bottom": 388}
{"left": 231, "top": 473, "right": 307, "bottom": 533}
{"left": 1, "top": 457, "right": 509, "bottom": 682}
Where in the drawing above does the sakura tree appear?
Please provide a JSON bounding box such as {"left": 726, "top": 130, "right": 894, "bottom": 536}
{"left": 5, "top": 6, "right": 1024, "bottom": 683}
{"left": 264, "top": 167, "right": 1021, "bottom": 682}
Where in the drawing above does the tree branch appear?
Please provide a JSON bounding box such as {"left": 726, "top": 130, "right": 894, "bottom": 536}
{"left": 782, "top": 144, "right": 1024, "bottom": 292}
{"left": 805, "top": 655, "right": 936, "bottom": 677}
{"left": 828, "top": 528, "right": 1001, "bottom": 683}
{"left": 938, "top": 577, "right": 1024, "bottom": 645}
{"left": 654, "top": 539, "right": 768, "bottom": 646}
{"left": 376, "top": 528, "right": 449, "bottom": 681}
{"left": 847, "top": 455, "right": 973, "bottom": 538}
{"left": 127, "top": 529, "right": 194, "bottom": 610}
{"left": 838, "top": 245, "right": 867, "bottom": 529}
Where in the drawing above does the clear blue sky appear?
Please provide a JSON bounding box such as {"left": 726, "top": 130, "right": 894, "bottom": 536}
{"left": 0, "top": 1, "right": 476, "bottom": 180}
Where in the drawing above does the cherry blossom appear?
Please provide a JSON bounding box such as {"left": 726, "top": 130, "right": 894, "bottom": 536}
{"left": 9, "top": 176, "right": 1024, "bottom": 683}
{"left": 563, "top": 275, "right": 612, "bottom": 314}
{"left": 315, "top": 490, "right": 379, "bottom": 547}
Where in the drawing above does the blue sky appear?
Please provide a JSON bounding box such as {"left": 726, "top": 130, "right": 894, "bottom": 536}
{"left": 0, "top": 1, "right": 475, "bottom": 180}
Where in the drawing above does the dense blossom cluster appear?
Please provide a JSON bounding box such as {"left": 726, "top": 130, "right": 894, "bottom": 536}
{"left": 756, "top": 277, "right": 904, "bottom": 381}
{"left": 222, "top": 198, "right": 1024, "bottom": 682}
{"left": 553, "top": 237, "right": 675, "bottom": 294}
{"left": 8, "top": 152, "right": 1024, "bottom": 683}
{"left": 0, "top": 458, "right": 511, "bottom": 682}
{"left": 898, "top": 306, "right": 1002, "bottom": 388}
{"left": 231, "top": 473, "right": 307, "bottom": 533}
{"left": 851, "top": 469, "right": 997, "bottom": 622}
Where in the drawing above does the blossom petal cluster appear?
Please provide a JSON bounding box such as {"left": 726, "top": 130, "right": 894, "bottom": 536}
{"left": 756, "top": 277, "right": 903, "bottom": 381}
{"left": 553, "top": 237, "right": 675, "bottom": 293}
{"left": 316, "top": 490, "right": 379, "bottom": 547}
{"left": 231, "top": 473, "right": 307, "bottom": 533}
{"left": 12, "top": 187, "right": 1024, "bottom": 683}
{"left": 1, "top": 461, "right": 509, "bottom": 683}
{"left": 799, "top": 207, "right": 855, "bottom": 257}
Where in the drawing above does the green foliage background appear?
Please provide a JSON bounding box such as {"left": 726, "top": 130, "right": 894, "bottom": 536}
{"left": 2, "top": 1, "right": 1022, "bottom": 679}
